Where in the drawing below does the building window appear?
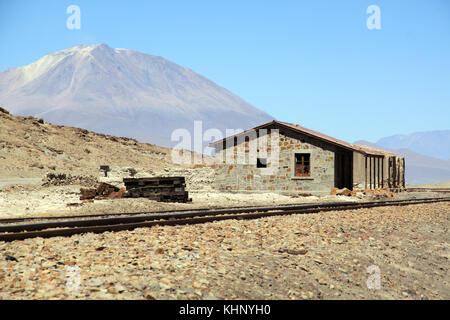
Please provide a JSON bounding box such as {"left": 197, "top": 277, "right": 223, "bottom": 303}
{"left": 257, "top": 158, "right": 267, "bottom": 168}
{"left": 295, "top": 153, "right": 310, "bottom": 177}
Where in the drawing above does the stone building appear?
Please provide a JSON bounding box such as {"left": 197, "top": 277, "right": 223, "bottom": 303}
{"left": 209, "top": 121, "right": 405, "bottom": 195}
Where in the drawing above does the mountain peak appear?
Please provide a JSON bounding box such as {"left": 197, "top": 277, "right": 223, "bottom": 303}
{"left": 13, "top": 44, "right": 114, "bottom": 84}
{"left": 61, "top": 43, "right": 111, "bottom": 53}
{"left": 0, "top": 45, "right": 274, "bottom": 148}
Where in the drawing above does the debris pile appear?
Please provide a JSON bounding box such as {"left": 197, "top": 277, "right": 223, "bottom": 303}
{"left": 123, "top": 177, "right": 192, "bottom": 203}
{"left": 80, "top": 183, "right": 125, "bottom": 201}
{"left": 330, "top": 188, "right": 354, "bottom": 197}
{"left": 43, "top": 173, "right": 97, "bottom": 187}
{"left": 364, "top": 188, "right": 399, "bottom": 199}
{"left": 291, "top": 193, "right": 314, "bottom": 198}
{"left": 330, "top": 187, "right": 398, "bottom": 199}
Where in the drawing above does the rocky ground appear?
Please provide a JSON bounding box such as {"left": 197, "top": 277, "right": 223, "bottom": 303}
{"left": 0, "top": 202, "right": 448, "bottom": 300}
{"left": 0, "top": 109, "right": 210, "bottom": 179}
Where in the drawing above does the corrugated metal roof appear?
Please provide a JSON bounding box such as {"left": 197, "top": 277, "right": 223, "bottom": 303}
{"left": 209, "top": 120, "right": 385, "bottom": 156}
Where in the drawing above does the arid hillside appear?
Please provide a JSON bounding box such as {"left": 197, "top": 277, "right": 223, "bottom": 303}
{"left": 0, "top": 107, "right": 189, "bottom": 179}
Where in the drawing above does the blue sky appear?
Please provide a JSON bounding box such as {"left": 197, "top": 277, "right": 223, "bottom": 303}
{"left": 0, "top": 0, "right": 449, "bottom": 142}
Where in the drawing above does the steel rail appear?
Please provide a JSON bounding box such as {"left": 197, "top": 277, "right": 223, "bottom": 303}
{"left": 0, "top": 202, "right": 314, "bottom": 224}
{"left": 0, "top": 197, "right": 448, "bottom": 242}
{"left": 2, "top": 197, "right": 447, "bottom": 233}
{"left": 2, "top": 190, "right": 447, "bottom": 224}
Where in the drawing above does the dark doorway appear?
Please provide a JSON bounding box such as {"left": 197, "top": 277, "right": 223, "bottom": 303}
{"left": 335, "top": 149, "right": 353, "bottom": 189}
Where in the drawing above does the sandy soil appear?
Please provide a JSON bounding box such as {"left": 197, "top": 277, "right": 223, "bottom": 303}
{"left": 0, "top": 183, "right": 357, "bottom": 218}
{"left": 0, "top": 178, "right": 42, "bottom": 188}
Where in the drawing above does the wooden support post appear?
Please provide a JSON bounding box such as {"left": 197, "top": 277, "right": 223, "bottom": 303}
{"left": 388, "top": 157, "right": 391, "bottom": 188}
{"left": 375, "top": 157, "right": 378, "bottom": 188}
{"left": 373, "top": 157, "right": 376, "bottom": 189}
{"left": 393, "top": 157, "right": 397, "bottom": 188}
{"left": 402, "top": 158, "right": 406, "bottom": 188}
{"left": 377, "top": 157, "right": 380, "bottom": 188}
{"left": 365, "top": 156, "right": 367, "bottom": 190}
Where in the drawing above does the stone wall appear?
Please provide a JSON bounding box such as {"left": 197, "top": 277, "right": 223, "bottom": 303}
{"left": 213, "top": 125, "right": 337, "bottom": 195}
{"left": 158, "top": 167, "right": 215, "bottom": 191}
{"left": 97, "top": 166, "right": 214, "bottom": 191}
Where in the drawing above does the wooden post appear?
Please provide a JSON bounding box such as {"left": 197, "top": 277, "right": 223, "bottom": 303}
{"left": 365, "top": 156, "right": 367, "bottom": 190}
{"left": 393, "top": 157, "right": 397, "bottom": 188}
{"left": 402, "top": 158, "right": 406, "bottom": 188}
{"left": 377, "top": 157, "right": 380, "bottom": 188}
{"left": 388, "top": 157, "right": 391, "bottom": 188}
{"left": 373, "top": 157, "right": 376, "bottom": 189}
{"left": 375, "top": 157, "right": 378, "bottom": 188}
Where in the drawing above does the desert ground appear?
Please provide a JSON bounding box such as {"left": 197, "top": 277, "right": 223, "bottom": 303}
{"left": 0, "top": 109, "right": 449, "bottom": 300}
{"left": 0, "top": 181, "right": 357, "bottom": 219}
{"left": 407, "top": 180, "right": 450, "bottom": 188}
{"left": 0, "top": 202, "right": 448, "bottom": 300}
{"left": 0, "top": 179, "right": 447, "bottom": 219}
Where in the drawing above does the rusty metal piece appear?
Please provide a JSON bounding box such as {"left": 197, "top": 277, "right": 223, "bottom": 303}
{"left": 80, "top": 183, "right": 120, "bottom": 200}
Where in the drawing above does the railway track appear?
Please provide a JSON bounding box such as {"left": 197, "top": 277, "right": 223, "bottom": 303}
{"left": 0, "top": 203, "right": 310, "bottom": 224}
{"left": 0, "top": 197, "right": 448, "bottom": 242}
{"left": 2, "top": 189, "right": 448, "bottom": 225}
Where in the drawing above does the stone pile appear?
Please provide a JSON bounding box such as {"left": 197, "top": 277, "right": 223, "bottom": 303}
{"left": 42, "top": 173, "right": 97, "bottom": 188}
{"left": 161, "top": 167, "right": 215, "bottom": 191}
{"left": 329, "top": 187, "right": 398, "bottom": 199}
{"left": 97, "top": 166, "right": 215, "bottom": 191}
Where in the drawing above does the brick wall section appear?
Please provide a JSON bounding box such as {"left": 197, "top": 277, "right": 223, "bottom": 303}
{"left": 213, "top": 125, "right": 337, "bottom": 194}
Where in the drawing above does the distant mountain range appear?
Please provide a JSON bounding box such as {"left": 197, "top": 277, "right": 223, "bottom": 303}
{"left": 355, "top": 139, "right": 450, "bottom": 185}
{"left": 375, "top": 130, "right": 450, "bottom": 160}
{"left": 0, "top": 44, "right": 273, "bottom": 148}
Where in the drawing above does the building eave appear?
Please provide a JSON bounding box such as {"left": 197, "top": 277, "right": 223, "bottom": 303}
{"left": 208, "top": 120, "right": 385, "bottom": 156}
